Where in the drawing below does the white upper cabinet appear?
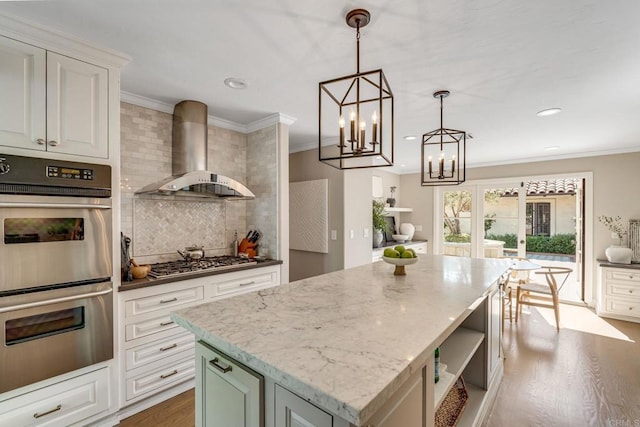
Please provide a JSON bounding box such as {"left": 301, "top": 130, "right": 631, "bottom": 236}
{"left": 0, "top": 36, "right": 46, "bottom": 150}
{"left": 0, "top": 36, "right": 109, "bottom": 158}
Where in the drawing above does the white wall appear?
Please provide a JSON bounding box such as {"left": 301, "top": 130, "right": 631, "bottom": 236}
{"left": 344, "top": 168, "right": 374, "bottom": 269}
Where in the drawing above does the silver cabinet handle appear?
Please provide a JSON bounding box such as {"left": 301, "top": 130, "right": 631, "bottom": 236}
{"left": 36, "top": 138, "right": 46, "bottom": 145}
{"left": 0, "top": 288, "right": 112, "bottom": 314}
{"left": 160, "top": 320, "right": 175, "bottom": 326}
{"left": 160, "top": 369, "right": 178, "bottom": 379}
{"left": 210, "top": 357, "right": 232, "bottom": 373}
{"left": 34, "top": 404, "right": 62, "bottom": 419}
{"left": 160, "top": 343, "right": 178, "bottom": 352}
{"left": 160, "top": 297, "right": 178, "bottom": 304}
{"left": 48, "top": 140, "right": 59, "bottom": 146}
{"left": 239, "top": 281, "right": 255, "bottom": 287}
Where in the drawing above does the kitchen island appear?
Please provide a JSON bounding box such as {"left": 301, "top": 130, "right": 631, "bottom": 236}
{"left": 172, "top": 254, "right": 510, "bottom": 426}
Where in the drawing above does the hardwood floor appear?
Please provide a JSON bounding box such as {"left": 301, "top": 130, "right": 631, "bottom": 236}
{"left": 485, "top": 303, "right": 640, "bottom": 426}
{"left": 118, "top": 389, "right": 194, "bottom": 427}
{"left": 117, "top": 304, "right": 640, "bottom": 427}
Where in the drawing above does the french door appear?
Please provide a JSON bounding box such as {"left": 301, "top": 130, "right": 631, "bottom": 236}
{"left": 435, "top": 182, "right": 527, "bottom": 259}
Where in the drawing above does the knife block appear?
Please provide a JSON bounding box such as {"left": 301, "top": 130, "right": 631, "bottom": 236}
{"left": 238, "top": 238, "right": 257, "bottom": 258}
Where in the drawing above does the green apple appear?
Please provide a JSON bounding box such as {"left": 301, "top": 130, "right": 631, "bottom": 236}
{"left": 394, "top": 245, "right": 406, "bottom": 254}
{"left": 401, "top": 251, "right": 414, "bottom": 259}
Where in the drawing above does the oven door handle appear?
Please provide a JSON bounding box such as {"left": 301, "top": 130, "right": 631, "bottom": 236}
{"left": 0, "top": 202, "right": 111, "bottom": 209}
{"left": 0, "top": 288, "right": 113, "bottom": 314}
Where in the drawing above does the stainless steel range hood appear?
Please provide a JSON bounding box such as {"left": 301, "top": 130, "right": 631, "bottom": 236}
{"left": 135, "top": 100, "right": 254, "bottom": 199}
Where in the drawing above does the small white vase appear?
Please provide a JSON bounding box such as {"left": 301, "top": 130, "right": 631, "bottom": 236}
{"left": 605, "top": 245, "right": 633, "bottom": 264}
{"left": 399, "top": 223, "right": 415, "bottom": 241}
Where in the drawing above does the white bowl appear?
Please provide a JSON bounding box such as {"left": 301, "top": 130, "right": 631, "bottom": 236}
{"left": 382, "top": 255, "right": 418, "bottom": 275}
{"left": 392, "top": 234, "right": 409, "bottom": 242}
{"left": 382, "top": 256, "right": 418, "bottom": 266}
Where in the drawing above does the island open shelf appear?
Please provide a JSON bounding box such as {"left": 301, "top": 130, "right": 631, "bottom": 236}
{"left": 434, "top": 327, "right": 485, "bottom": 409}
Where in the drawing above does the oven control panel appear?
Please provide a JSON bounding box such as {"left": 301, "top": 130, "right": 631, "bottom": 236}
{"left": 47, "top": 166, "right": 94, "bottom": 180}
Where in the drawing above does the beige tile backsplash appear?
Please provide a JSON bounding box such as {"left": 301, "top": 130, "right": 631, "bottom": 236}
{"left": 120, "top": 101, "right": 265, "bottom": 263}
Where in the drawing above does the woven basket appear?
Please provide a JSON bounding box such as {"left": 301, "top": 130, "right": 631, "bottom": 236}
{"left": 435, "top": 376, "right": 469, "bottom": 427}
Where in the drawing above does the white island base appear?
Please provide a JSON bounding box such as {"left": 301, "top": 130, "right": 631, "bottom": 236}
{"left": 173, "top": 255, "right": 508, "bottom": 427}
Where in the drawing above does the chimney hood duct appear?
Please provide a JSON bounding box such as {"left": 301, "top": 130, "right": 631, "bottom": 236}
{"left": 135, "top": 100, "right": 254, "bottom": 199}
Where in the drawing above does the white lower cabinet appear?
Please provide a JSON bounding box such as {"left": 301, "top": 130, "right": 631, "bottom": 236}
{"left": 196, "top": 341, "right": 263, "bottom": 427}
{"left": 597, "top": 265, "right": 640, "bottom": 323}
{"left": 119, "top": 265, "right": 280, "bottom": 412}
{"left": 0, "top": 367, "right": 109, "bottom": 427}
{"left": 275, "top": 384, "right": 333, "bottom": 427}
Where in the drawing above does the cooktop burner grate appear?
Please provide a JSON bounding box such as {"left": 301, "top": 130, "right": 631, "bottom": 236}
{"left": 147, "top": 256, "right": 257, "bottom": 278}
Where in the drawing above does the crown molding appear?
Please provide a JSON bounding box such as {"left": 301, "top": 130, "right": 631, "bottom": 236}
{"left": 246, "top": 113, "right": 297, "bottom": 133}
{"left": 121, "top": 92, "right": 295, "bottom": 134}
{"left": 0, "top": 12, "right": 130, "bottom": 68}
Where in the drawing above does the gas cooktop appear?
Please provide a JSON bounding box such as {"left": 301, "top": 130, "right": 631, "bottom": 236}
{"left": 147, "top": 256, "right": 257, "bottom": 279}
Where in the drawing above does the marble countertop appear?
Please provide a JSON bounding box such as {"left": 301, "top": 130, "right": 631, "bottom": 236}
{"left": 172, "top": 254, "right": 510, "bottom": 425}
{"left": 597, "top": 259, "right": 640, "bottom": 270}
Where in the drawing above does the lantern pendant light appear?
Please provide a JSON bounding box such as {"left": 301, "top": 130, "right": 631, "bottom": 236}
{"left": 318, "top": 9, "right": 394, "bottom": 169}
{"left": 421, "top": 90, "right": 468, "bottom": 186}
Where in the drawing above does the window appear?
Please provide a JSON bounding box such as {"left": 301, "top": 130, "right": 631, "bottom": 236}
{"left": 526, "top": 202, "right": 550, "bottom": 236}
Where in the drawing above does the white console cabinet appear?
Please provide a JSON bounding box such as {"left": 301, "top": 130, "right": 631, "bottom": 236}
{"left": 597, "top": 263, "right": 640, "bottom": 323}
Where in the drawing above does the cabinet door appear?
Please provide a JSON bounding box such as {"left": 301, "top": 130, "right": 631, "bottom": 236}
{"left": 196, "top": 342, "right": 263, "bottom": 427}
{"left": 275, "top": 384, "right": 333, "bottom": 427}
{"left": 47, "top": 52, "right": 108, "bottom": 158}
{"left": 0, "top": 36, "right": 46, "bottom": 151}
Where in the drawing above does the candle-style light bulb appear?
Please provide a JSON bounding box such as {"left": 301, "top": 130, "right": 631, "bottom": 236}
{"left": 349, "top": 110, "right": 355, "bottom": 142}
{"left": 339, "top": 116, "right": 345, "bottom": 147}
{"left": 371, "top": 111, "right": 378, "bottom": 144}
{"left": 439, "top": 151, "right": 444, "bottom": 177}
{"left": 359, "top": 120, "right": 366, "bottom": 148}
{"left": 428, "top": 155, "right": 433, "bottom": 175}
{"left": 451, "top": 154, "right": 456, "bottom": 173}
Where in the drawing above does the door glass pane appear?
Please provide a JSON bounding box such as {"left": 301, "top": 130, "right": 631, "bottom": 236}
{"left": 483, "top": 187, "right": 519, "bottom": 258}
{"left": 443, "top": 190, "right": 472, "bottom": 257}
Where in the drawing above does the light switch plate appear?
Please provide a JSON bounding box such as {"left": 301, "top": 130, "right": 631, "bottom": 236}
{"left": 415, "top": 225, "right": 423, "bottom": 232}
{"left": 364, "top": 228, "right": 369, "bottom": 238}
{"left": 350, "top": 229, "right": 355, "bottom": 239}
{"left": 331, "top": 230, "right": 337, "bottom": 240}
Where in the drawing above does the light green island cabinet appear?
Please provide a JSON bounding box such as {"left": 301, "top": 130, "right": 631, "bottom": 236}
{"left": 173, "top": 255, "right": 509, "bottom": 427}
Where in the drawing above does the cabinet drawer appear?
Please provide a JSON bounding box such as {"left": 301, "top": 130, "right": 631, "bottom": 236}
{"left": 126, "top": 331, "right": 195, "bottom": 372}
{"left": 125, "top": 313, "right": 181, "bottom": 341}
{"left": 126, "top": 358, "right": 195, "bottom": 401}
{"left": 125, "top": 286, "right": 204, "bottom": 318}
{"left": 606, "top": 282, "right": 640, "bottom": 300}
{"left": 214, "top": 270, "right": 278, "bottom": 297}
{"left": 606, "top": 298, "right": 640, "bottom": 317}
{"left": 0, "top": 367, "right": 108, "bottom": 427}
{"left": 410, "top": 243, "right": 428, "bottom": 254}
{"left": 606, "top": 270, "right": 640, "bottom": 284}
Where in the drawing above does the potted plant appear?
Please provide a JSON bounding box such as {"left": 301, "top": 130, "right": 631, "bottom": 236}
{"left": 372, "top": 200, "right": 387, "bottom": 248}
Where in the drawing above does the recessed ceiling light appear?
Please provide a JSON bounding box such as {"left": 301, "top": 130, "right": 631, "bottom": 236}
{"left": 536, "top": 108, "right": 562, "bottom": 117}
{"left": 403, "top": 135, "right": 417, "bottom": 141}
{"left": 224, "top": 78, "right": 248, "bottom": 89}
{"left": 400, "top": 164, "right": 406, "bottom": 167}
{"left": 545, "top": 146, "right": 560, "bottom": 151}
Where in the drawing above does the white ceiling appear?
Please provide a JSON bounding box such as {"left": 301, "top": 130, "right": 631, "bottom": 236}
{"left": 3, "top": 0, "right": 640, "bottom": 174}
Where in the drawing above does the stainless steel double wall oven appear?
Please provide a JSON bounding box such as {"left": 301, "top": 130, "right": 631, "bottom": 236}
{"left": 0, "top": 154, "right": 113, "bottom": 393}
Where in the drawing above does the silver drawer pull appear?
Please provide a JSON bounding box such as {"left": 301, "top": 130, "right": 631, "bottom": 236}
{"left": 160, "top": 369, "right": 178, "bottom": 379}
{"left": 239, "top": 281, "right": 255, "bottom": 287}
{"left": 160, "top": 343, "right": 178, "bottom": 352}
{"left": 210, "top": 357, "right": 233, "bottom": 373}
{"left": 160, "top": 320, "right": 175, "bottom": 326}
{"left": 34, "top": 404, "right": 62, "bottom": 419}
{"left": 36, "top": 138, "right": 46, "bottom": 145}
{"left": 160, "top": 297, "right": 178, "bottom": 304}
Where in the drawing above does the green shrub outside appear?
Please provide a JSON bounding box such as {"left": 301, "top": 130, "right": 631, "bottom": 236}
{"left": 485, "top": 233, "right": 576, "bottom": 254}
{"left": 444, "top": 233, "right": 471, "bottom": 243}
